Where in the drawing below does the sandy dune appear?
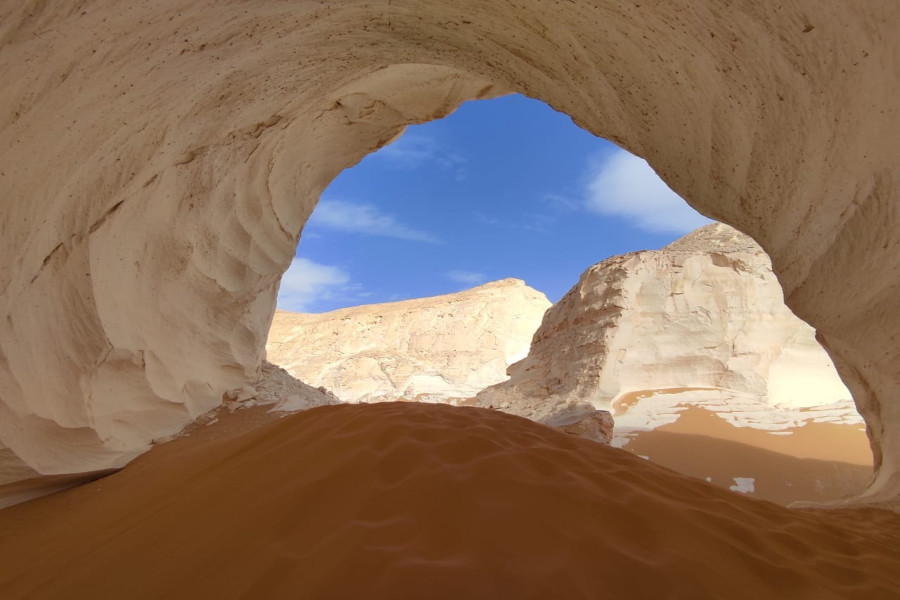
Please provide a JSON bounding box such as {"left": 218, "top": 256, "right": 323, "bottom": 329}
{"left": 0, "top": 403, "right": 897, "bottom": 599}
{"left": 623, "top": 407, "right": 873, "bottom": 505}
{"left": 0, "top": 469, "right": 117, "bottom": 510}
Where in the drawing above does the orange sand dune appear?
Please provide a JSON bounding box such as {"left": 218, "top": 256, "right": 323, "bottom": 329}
{"left": 651, "top": 406, "right": 872, "bottom": 465}
{"left": 0, "top": 403, "right": 898, "bottom": 599}
{"left": 625, "top": 428, "right": 872, "bottom": 506}
{"left": 624, "top": 407, "right": 873, "bottom": 505}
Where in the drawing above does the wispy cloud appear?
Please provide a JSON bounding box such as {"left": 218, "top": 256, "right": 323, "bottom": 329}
{"left": 520, "top": 212, "right": 559, "bottom": 233}
{"left": 584, "top": 149, "right": 711, "bottom": 234}
{"left": 475, "top": 193, "right": 580, "bottom": 233}
{"left": 542, "top": 193, "right": 580, "bottom": 212}
{"left": 446, "top": 270, "right": 487, "bottom": 286}
{"left": 374, "top": 132, "right": 466, "bottom": 172}
{"left": 474, "top": 211, "right": 502, "bottom": 226}
{"left": 309, "top": 199, "right": 439, "bottom": 243}
{"left": 277, "top": 258, "right": 355, "bottom": 313}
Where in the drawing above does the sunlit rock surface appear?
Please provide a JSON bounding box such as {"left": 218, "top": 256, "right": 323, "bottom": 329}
{"left": 0, "top": 2, "right": 898, "bottom": 504}
{"left": 477, "top": 224, "right": 860, "bottom": 444}
{"left": 267, "top": 279, "right": 550, "bottom": 404}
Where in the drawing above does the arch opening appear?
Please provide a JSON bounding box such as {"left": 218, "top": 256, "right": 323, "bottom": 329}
{"left": 281, "top": 93, "right": 711, "bottom": 314}
{"left": 266, "top": 93, "right": 870, "bottom": 505}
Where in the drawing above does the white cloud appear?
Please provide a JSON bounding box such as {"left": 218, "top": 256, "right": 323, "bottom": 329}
{"left": 309, "top": 199, "right": 439, "bottom": 243}
{"left": 585, "top": 149, "right": 711, "bottom": 234}
{"left": 446, "top": 270, "right": 487, "bottom": 285}
{"left": 521, "top": 212, "right": 557, "bottom": 233}
{"left": 542, "top": 193, "right": 580, "bottom": 211}
{"left": 374, "top": 132, "right": 465, "bottom": 171}
{"left": 474, "top": 211, "right": 501, "bottom": 226}
{"left": 277, "top": 258, "right": 350, "bottom": 313}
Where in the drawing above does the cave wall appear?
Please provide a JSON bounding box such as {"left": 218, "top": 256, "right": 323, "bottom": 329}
{"left": 0, "top": 1, "right": 898, "bottom": 503}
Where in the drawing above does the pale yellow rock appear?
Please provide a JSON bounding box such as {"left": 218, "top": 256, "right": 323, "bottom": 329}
{"left": 266, "top": 279, "right": 550, "bottom": 404}
{"left": 477, "top": 224, "right": 859, "bottom": 445}
{"left": 0, "top": 2, "right": 897, "bottom": 506}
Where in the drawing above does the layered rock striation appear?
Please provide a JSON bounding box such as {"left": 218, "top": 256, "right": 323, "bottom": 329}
{"left": 266, "top": 279, "right": 550, "bottom": 404}
{"left": 477, "top": 224, "right": 859, "bottom": 444}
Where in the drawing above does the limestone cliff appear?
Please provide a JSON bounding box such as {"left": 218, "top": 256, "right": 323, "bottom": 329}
{"left": 477, "top": 224, "right": 859, "bottom": 443}
{"left": 266, "top": 279, "right": 550, "bottom": 404}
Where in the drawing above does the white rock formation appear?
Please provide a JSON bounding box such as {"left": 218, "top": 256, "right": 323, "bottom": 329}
{"left": 0, "top": 2, "right": 898, "bottom": 505}
{"left": 477, "top": 224, "right": 860, "bottom": 445}
{"left": 266, "top": 279, "right": 550, "bottom": 404}
{"left": 0, "top": 360, "right": 338, "bottom": 507}
{"left": 232, "top": 361, "right": 341, "bottom": 414}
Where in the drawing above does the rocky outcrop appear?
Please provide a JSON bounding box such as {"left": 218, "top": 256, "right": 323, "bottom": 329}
{"left": 0, "top": 2, "right": 898, "bottom": 504}
{"left": 266, "top": 279, "right": 550, "bottom": 404}
{"left": 477, "top": 224, "right": 858, "bottom": 443}
{"left": 551, "top": 410, "right": 616, "bottom": 445}
{"left": 0, "top": 361, "right": 338, "bottom": 508}
{"left": 225, "top": 361, "right": 341, "bottom": 415}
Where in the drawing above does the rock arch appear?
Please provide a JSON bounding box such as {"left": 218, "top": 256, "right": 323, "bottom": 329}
{"left": 1, "top": 1, "right": 898, "bottom": 505}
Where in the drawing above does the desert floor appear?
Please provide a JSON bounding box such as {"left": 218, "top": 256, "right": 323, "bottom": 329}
{"left": 621, "top": 406, "right": 872, "bottom": 505}
{"left": 0, "top": 402, "right": 898, "bottom": 599}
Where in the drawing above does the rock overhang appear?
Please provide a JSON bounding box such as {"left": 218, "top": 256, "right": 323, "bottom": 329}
{"left": 0, "top": 1, "right": 898, "bottom": 507}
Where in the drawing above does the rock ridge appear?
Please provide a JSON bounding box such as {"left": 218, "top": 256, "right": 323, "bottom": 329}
{"left": 266, "top": 280, "right": 551, "bottom": 404}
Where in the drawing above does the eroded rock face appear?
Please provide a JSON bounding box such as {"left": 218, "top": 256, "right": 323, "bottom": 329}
{"left": 266, "top": 279, "right": 550, "bottom": 404}
{"left": 0, "top": 2, "right": 898, "bottom": 504}
{"left": 553, "top": 410, "right": 616, "bottom": 445}
{"left": 476, "top": 224, "right": 859, "bottom": 443}
{"left": 0, "top": 360, "right": 338, "bottom": 507}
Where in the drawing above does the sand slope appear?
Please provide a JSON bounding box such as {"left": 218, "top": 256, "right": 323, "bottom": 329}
{"left": 0, "top": 403, "right": 898, "bottom": 599}
{"left": 622, "top": 406, "right": 873, "bottom": 505}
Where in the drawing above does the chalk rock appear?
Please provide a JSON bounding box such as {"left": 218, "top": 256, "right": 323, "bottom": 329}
{"left": 551, "top": 410, "right": 615, "bottom": 445}
{"left": 266, "top": 279, "right": 550, "bottom": 404}
{"left": 248, "top": 361, "right": 340, "bottom": 413}
{"left": 0, "top": 2, "right": 898, "bottom": 504}
{"left": 477, "top": 224, "right": 859, "bottom": 443}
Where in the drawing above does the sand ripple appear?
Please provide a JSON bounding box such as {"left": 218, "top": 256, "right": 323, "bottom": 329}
{"left": 0, "top": 403, "right": 897, "bottom": 599}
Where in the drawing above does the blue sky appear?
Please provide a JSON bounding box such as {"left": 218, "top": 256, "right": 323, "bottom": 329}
{"left": 278, "top": 94, "right": 710, "bottom": 313}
